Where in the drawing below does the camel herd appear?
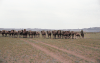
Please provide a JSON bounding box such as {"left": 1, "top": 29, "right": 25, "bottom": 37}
{"left": 0, "top": 29, "right": 84, "bottom": 39}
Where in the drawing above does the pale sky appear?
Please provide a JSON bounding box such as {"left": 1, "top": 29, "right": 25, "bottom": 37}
{"left": 0, "top": 0, "right": 100, "bottom": 29}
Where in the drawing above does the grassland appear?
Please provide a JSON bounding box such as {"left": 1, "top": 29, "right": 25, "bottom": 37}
{"left": 0, "top": 37, "right": 60, "bottom": 63}
{"left": 0, "top": 32, "right": 100, "bottom": 63}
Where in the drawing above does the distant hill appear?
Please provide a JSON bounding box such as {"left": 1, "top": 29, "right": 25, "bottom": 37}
{"left": 0, "top": 27, "right": 100, "bottom": 32}
{"left": 83, "top": 27, "right": 100, "bottom": 32}
{"left": 0, "top": 28, "right": 53, "bottom": 31}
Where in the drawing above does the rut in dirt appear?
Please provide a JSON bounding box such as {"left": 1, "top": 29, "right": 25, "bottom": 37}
{"left": 21, "top": 39, "right": 70, "bottom": 63}
{"left": 29, "top": 39, "right": 96, "bottom": 63}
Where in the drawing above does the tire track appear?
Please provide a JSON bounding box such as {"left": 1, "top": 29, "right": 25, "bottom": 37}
{"left": 21, "top": 39, "right": 70, "bottom": 63}
{"left": 30, "top": 39, "right": 96, "bottom": 63}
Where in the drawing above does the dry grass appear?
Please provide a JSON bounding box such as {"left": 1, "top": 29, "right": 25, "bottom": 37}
{"left": 0, "top": 37, "right": 60, "bottom": 63}
{"left": 28, "top": 32, "right": 100, "bottom": 63}
{"left": 0, "top": 32, "right": 100, "bottom": 63}
{"left": 28, "top": 39, "right": 92, "bottom": 63}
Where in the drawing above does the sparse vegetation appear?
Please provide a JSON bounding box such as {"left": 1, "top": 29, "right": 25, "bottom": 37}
{"left": 0, "top": 37, "right": 60, "bottom": 63}
{"left": 0, "top": 32, "right": 100, "bottom": 63}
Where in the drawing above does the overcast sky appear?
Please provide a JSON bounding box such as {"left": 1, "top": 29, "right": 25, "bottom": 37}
{"left": 0, "top": 0, "right": 100, "bottom": 29}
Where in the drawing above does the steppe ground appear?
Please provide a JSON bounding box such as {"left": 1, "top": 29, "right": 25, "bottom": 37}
{"left": 0, "top": 32, "right": 100, "bottom": 63}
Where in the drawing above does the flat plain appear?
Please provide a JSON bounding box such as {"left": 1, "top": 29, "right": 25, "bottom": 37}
{"left": 0, "top": 32, "right": 100, "bottom": 63}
